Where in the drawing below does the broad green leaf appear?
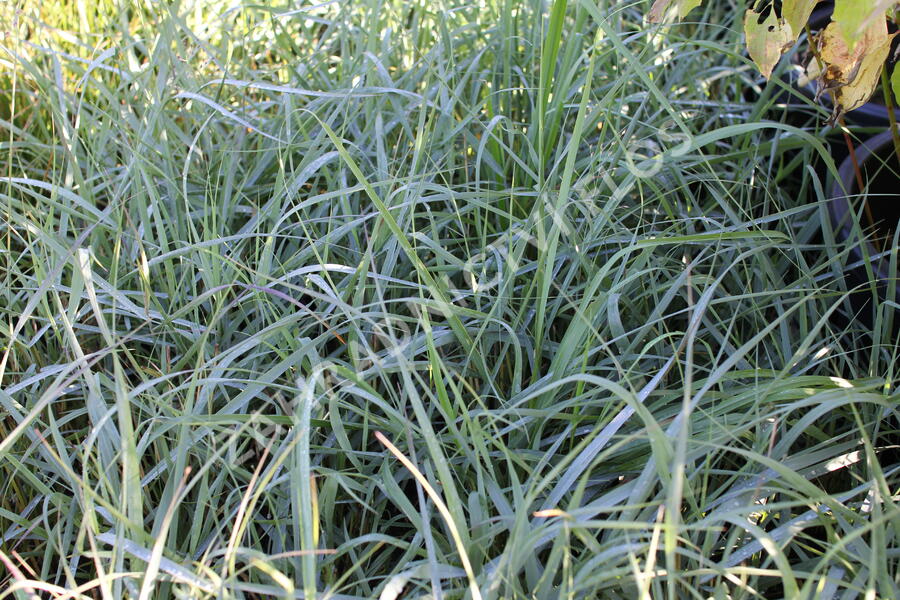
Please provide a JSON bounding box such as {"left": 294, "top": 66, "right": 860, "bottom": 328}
{"left": 647, "top": 0, "right": 703, "bottom": 23}
{"left": 744, "top": 8, "right": 795, "bottom": 79}
{"left": 818, "top": 18, "right": 896, "bottom": 115}
{"left": 833, "top": 0, "right": 898, "bottom": 49}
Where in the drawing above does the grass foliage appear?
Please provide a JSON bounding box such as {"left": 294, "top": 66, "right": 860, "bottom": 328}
{"left": 1, "top": 0, "right": 899, "bottom": 598}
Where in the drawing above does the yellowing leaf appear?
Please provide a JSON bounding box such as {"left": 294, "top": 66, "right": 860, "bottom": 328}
{"left": 817, "top": 18, "right": 896, "bottom": 117}
{"left": 833, "top": 39, "right": 895, "bottom": 115}
{"left": 647, "top": 0, "right": 703, "bottom": 23}
{"left": 744, "top": 8, "right": 795, "bottom": 79}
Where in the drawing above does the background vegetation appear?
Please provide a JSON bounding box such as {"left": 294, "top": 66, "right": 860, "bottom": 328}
{"left": 1, "top": 0, "right": 898, "bottom": 598}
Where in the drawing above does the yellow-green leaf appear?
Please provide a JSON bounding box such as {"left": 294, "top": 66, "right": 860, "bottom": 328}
{"left": 647, "top": 0, "right": 703, "bottom": 23}
{"left": 744, "top": 8, "right": 795, "bottom": 79}
{"left": 783, "top": 0, "right": 821, "bottom": 36}
{"left": 892, "top": 64, "right": 900, "bottom": 106}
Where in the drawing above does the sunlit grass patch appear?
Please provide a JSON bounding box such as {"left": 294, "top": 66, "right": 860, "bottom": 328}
{"left": 1, "top": 0, "right": 898, "bottom": 598}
